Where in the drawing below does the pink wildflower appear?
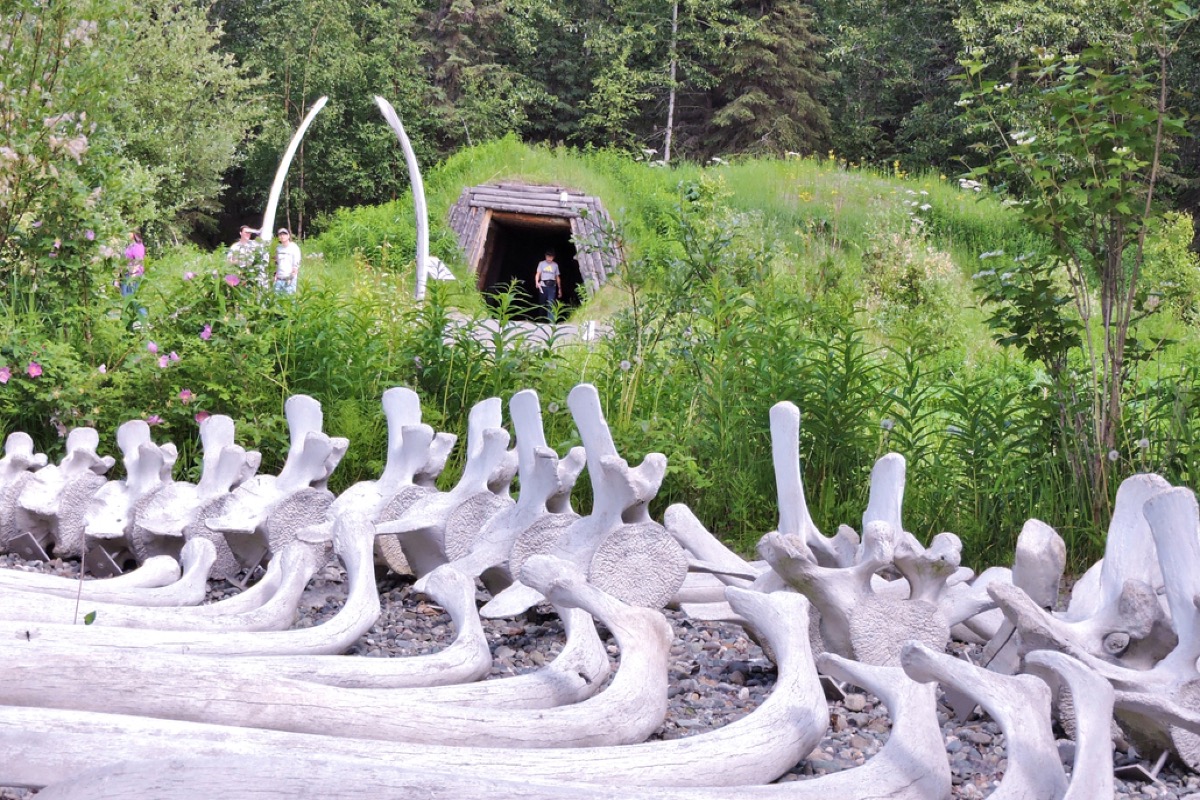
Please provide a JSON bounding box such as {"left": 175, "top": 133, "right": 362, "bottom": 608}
{"left": 168, "top": 351, "right": 179, "bottom": 362}
{"left": 0, "top": 366, "right": 9, "bottom": 384}
{"left": 85, "top": 230, "right": 95, "bottom": 241}
{"left": 200, "top": 324, "right": 212, "bottom": 341}
{"left": 25, "top": 362, "right": 41, "bottom": 378}
{"left": 98, "top": 364, "right": 107, "bottom": 374}
{"left": 147, "top": 341, "right": 158, "bottom": 354}
{"left": 157, "top": 355, "right": 169, "bottom": 368}
{"left": 194, "top": 411, "right": 211, "bottom": 424}
{"left": 179, "top": 389, "right": 194, "bottom": 404}
{"left": 224, "top": 274, "right": 241, "bottom": 287}
{"left": 184, "top": 271, "right": 196, "bottom": 280}
{"left": 146, "top": 414, "right": 163, "bottom": 426}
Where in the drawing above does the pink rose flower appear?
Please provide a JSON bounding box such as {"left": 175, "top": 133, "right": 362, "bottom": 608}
{"left": 0, "top": 366, "right": 10, "bottom": 384}
{"left": 200, "top": 324, "right": 212, "bottom": 341}
{"left": 147, "top": 414, "right": 163, "bottom": 426}
{"left": 25, "top": 361, "right": 41, "bottom": 378}
{"left": 179, "top": 389, "right": 193, "bottom": 404}
{"left": 168, "top": 351, "right": 179, "bottom": 362}
{"left": 98, "top": 364, "right": 107, "bottom": 374}
{"left": 194, "top": 411, "right": 211, "bottom": 424}
{"left": 85, "top": 230, "right": 95, "bottom": 241}
{"left": 184, "top": 271, "right": 196, "bottom": 280}
{"left": 157, "top": 355, "right": 169, "bottom": 368}
{"left": 224, "top": 274, "right": 241, "bottom": 287}
{"left": 147, "top": 341, "right": 158, "bottom": 354}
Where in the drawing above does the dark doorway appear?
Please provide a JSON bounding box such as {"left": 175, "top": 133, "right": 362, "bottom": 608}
{"left": 476, "top": 212, "right": 584, "bottom": 321}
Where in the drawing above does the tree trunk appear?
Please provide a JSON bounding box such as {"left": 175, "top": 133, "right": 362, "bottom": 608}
{"left": 663, "top": 0, "right": 678, "bottom": 164}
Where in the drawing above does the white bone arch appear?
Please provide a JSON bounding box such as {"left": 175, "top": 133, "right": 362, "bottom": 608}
{"left": 260, "top": 96, "right": 329, "bottom": 244}
{"left": 374, "top": 95, "right": 429, "bottom": 301}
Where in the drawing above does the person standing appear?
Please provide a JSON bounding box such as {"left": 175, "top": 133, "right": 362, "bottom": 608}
{"left": 121, "top": 230, "right": 145, "bottom": 297}
{"left": 534, "top": 249, "right": 562, "bottom": 322}
{"left": 273, "top": 228, "right": 301, "bottom": 295}
{"left": 228, "top": 225, "right": 267, "bottom": 287}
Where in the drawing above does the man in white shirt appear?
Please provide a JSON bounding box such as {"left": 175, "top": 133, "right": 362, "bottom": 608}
{"left": 273, "top": 228, "right": 301, "bottom": 295}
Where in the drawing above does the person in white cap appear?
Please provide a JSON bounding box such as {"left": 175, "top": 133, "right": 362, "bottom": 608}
{"left": 273, "top": 228, "right": 301, "bottom": 295}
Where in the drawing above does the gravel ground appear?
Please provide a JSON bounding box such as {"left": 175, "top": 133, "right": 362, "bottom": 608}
{"left": 2, "top": 551, "right": 1199, "bottom": 799}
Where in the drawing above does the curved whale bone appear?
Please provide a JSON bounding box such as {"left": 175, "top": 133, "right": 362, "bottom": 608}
{"left": 0, "top": 432, "right": 49, "bottom": 553}
{"left": 760, "top": 522, "right": 950, "bottom": 666}
{"left": 1, "top": 592, "right": 606, "bottom": 730}
{"left": 757, "top": 653, "right": 951, "bottom": 800}
{"left": 0, "top": 536, "right": 217, "bottom": 620}
{"left": 376, "top": 396, "right": 517, "bottom": 577}
{"left": 0, "top": 512, "right": 376, "bottom": 656}
{"left": 1, "top": 554, "right": 667, "bottom": 748}
{"left": 0, "top": 551, "right": 180, "bottom": 594}
{"left": 205, "top": 395, "right": 345, "bottom": 571}
{"left": 901, "top": 641, "right": 1068, "bottom": 800}
{"left": 16, "top": 427, "right": 115, "bottom": 560}
{"left": 0, "top": 555, "right": 495, "bottom": 694}
{"left": 0, "top": 581, "right": 826, "bottom": 791}
{"left": 486, "top": 383, "right": 686, "bottom": 616}
{"left": 131, "top": 415, "right": 261, "bottom": 572}
{"left": 429, "top": 389, "right": 585, "bottom": 595}
{"left": 0, "top": 533, "right": 330, "bottom": 630}
{"left": 1003, "top": 487, "right": 1200, "bottom": 771}
{"left": 81, "top": 421, "right": 178, "bottom": 573}
{"left": 199, "top": 558, "right": 497, "bottom": 689}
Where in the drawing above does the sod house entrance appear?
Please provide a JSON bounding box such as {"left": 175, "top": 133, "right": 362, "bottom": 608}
{"left": 449, "top": 183, "right": 621, "bottom": 320}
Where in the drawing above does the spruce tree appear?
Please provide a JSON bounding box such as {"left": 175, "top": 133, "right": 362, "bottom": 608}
{"left": 703, "top": 0, "right": 832, "bottom": 156}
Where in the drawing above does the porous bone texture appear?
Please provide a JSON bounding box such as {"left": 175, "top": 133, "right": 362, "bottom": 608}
{"left": 589, "top": 522, "right": 688, "bottom": 610}
{"left": 443, "top": 492, "right": 511, "bottom": 561}
{"left": 374, "top": 485, "right": 433, "bottom": 575}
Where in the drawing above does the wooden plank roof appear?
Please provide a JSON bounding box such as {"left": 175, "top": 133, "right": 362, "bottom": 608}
{"left": 449, "top": 183, "right": 621, "bottom": 290}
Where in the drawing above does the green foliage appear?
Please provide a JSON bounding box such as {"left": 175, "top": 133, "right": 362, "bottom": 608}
{"left": 1141, "top": 211, "right": 1200, "bottom": 321}
{"left": 972, "top": 253, "right": 1081, "bottom": 377}
{"left": 704, "top": 0, "right": 831, "bottom": 157}
{"left": 957, "top": 0, "right": 1198, "bottom": 519}
{"left": 228, "top": 0, "right": 431, "bottom": 234}
{"left": 812, "top": 0, "right": 963, "bottom": 169}
{"left": 109, "top": 0, "right": 267, "bottom": 241}
{"left": 0, "top": 0, "right": 154, "bottom": 322}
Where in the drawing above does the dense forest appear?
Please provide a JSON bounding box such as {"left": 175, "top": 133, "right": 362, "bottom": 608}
{"left": 4, "top": 0, "right": 1196, "bottom": 245}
